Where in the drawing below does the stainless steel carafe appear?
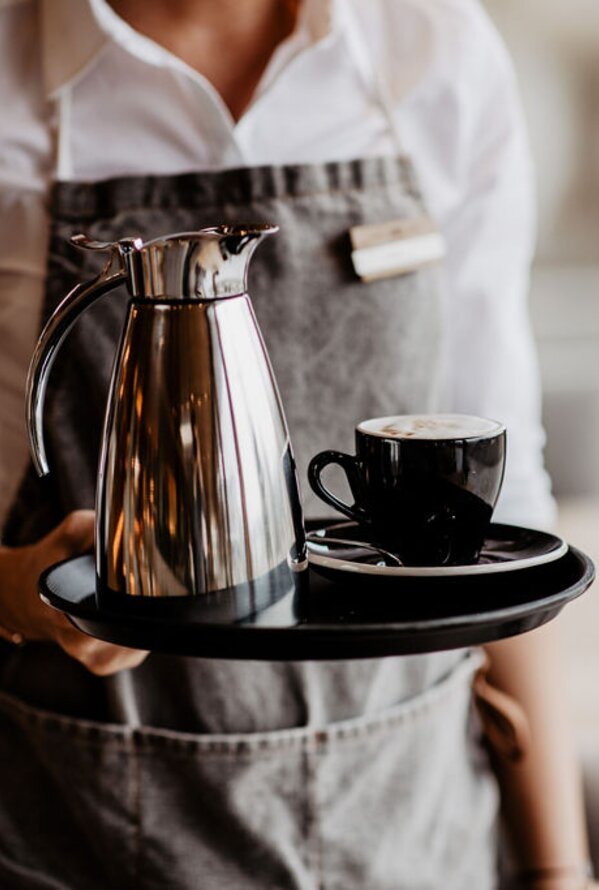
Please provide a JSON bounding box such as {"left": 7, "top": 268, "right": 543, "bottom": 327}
{"left": 27, "top": 226, "right": 307, "bottom": 600}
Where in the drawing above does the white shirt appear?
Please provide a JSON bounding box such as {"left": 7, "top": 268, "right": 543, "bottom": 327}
{"left": 0, "top": 0, "right": 555, "bottom": 530}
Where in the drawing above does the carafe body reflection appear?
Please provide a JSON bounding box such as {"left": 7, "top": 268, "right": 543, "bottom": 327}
{"left": 27, "top": 226, "right": 307, "bottom": 602}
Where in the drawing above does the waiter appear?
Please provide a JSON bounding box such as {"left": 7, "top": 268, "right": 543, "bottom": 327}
{"left": 0, "top": 0, "right": 594, "bottom": 886}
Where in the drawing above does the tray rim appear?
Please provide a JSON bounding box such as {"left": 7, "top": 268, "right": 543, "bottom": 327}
{"left": 40, "top": 545, "right": 595, "bottom": 637}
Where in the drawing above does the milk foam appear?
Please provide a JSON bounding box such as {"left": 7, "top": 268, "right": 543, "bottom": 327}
{"left": 358, "top": 414, "right": 503, "bottom": 440}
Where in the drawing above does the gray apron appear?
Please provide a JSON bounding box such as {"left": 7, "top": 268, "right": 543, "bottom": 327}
{"left": 0, "top": 157, "right": 499, "bottom": 890}
{"left": 0, "top": 25, "right": 499, "bottom": 888}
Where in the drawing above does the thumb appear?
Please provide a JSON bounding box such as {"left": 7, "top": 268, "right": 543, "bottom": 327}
{"left": 46, "top": 510, "right": 95, "bottom": 557}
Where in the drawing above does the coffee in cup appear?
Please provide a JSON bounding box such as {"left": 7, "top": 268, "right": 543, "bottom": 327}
{"left": 308, "top": 413, "right": 506, "bottom": 566}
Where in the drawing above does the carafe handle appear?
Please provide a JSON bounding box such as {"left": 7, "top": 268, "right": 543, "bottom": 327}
{"left": 26, "top": 237, "right": 129, "bottom": 476}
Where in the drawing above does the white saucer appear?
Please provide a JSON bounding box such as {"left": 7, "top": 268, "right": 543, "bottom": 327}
{"left": 306, "top": 521, "right": 568, "bottom": 579}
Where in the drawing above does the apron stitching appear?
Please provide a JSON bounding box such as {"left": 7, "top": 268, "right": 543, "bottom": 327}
{"left": 130, "top": 731, "right": 142, "bottom": 889}
{"left": 315, "top": 737, "right": 327, "bottom": 890}
{"left": 119, "top": 658, "right": 480, "bottom": 755}
{"left": 0, "top": 691, "right": 134, "bottom": 743}
{"left": 109, "top": 708, "right": 465, "bottom": 759}
{"left": 0, "top": 654, "right": 480, "bottom": 755}
{"left": 304, "top": 738, "right": 325, "bottom": 890}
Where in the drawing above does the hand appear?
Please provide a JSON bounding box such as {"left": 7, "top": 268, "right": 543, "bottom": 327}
{"left": 0, "top": 510, "right": 148, "bottom": 676}
{"left": 518, "top": 876, "right": 599, "bottom": 889}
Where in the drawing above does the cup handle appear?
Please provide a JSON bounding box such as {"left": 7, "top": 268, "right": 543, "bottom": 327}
{"left": 307, "top": 451, "right": 368, "bottom": 522}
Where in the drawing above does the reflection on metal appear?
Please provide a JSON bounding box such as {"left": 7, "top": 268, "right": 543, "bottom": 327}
{"left": 27, "top": 226, "right": 307, "bottom": 598}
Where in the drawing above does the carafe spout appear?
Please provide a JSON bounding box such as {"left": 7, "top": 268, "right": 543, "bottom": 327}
{"left": 125, "top": 224, "right": 279, "bottom": 300}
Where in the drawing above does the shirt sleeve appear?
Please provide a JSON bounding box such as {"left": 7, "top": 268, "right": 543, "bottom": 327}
{"left": 0, "top": 194, "right": 48, "bottom": 530}
{"left": 439, "top": 5, "right": 556, "bottom": 530}
{"left": 0, "top": 1, "right": 52, "bottom": 530}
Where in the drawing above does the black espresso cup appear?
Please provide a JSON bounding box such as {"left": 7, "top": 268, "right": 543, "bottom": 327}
{"left": 308, "top": 414, "right": 506, "bottom": 566}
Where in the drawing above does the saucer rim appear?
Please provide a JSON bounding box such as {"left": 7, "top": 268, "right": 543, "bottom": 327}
{"left": 306, "top": 522, "right": 568, "bottom": 578}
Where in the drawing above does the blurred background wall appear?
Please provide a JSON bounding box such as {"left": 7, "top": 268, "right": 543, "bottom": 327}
{"left": 484, "top": 0, "right": 599, "bottom": 496}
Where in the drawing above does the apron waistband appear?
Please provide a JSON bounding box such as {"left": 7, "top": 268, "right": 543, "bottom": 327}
{"left": 49, "top": 155, "right": 420, "bottom": 221}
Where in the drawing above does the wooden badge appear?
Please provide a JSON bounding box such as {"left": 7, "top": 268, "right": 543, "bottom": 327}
{"left": 350, "top": 216, "right": 447, "bottom": 282}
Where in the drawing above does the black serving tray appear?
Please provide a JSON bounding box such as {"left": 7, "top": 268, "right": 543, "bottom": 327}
{"left": 39, "top": 541, "right": 595, "bottom": 660}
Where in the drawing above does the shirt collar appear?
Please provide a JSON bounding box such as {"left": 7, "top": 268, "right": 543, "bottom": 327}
{"left": 300, "top": 0, "right": 339, "bottom": 42}
{"left": 41, "top": 0, "right": 107, "bottom": 97}
{"left": 41, "top": 0, "right": 342, "bottom": 99}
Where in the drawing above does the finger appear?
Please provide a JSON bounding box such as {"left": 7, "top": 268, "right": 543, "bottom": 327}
{"left": 55, "top": 626, "right": 149, "bottom": 676}
{"left": 27, "top": 511, "right": 147, "bottom": 673}
{"left": 48, "top": 509, "right": 95, "bottom": 557}
{"left": 86, "top": 648, "right": 149, "bottom": 677}
{"left": 60, "top": 637, "right": 149, "bottom": 676}
{"left": 25, "top": 511, "right": 96, "bottom": 637}
{"left": 0, "top": 512, "right": 97, "bottom": 645}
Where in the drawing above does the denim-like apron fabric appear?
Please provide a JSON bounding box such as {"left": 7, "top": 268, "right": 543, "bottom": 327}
{"left": 0, "top": 158, "right": 499, "bottom": 888}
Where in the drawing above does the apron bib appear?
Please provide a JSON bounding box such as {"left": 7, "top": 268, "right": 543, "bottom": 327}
{"left": 0, "top": 12, "right": 499, "bottom": 886}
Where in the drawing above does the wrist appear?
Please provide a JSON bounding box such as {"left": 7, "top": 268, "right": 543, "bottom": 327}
{"left": 513, "top": 862, "right": 595, "bottom": 889}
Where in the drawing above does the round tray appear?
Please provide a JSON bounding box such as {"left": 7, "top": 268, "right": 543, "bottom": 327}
{"left": 39, "top": 544, "right": 595, "bottom": 660}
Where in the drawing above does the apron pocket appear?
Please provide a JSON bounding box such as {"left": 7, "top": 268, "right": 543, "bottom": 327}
{"left": 312, "top": 651, "right": 499, "bottom": 890}
{"left": 133, "top": 650, "right": 497, "bottom": 890}
{"left": 0, "top": 690, "right": 136, "bottom": 890}
{"left": 0, "top": 651, "right": 498, "bottom": 890}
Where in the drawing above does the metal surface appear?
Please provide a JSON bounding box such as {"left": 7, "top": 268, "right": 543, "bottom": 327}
{"left": 122, "top": 225, "right": 279, "bottom": 299}
{"left": 306, "top": 533, "right": 404, "bottom": 566}
{"left": 27, "top": 226, "right": 307, "bottom": 598}
{"left": 97, "top": 297, "right": 305, "bottom": 596}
